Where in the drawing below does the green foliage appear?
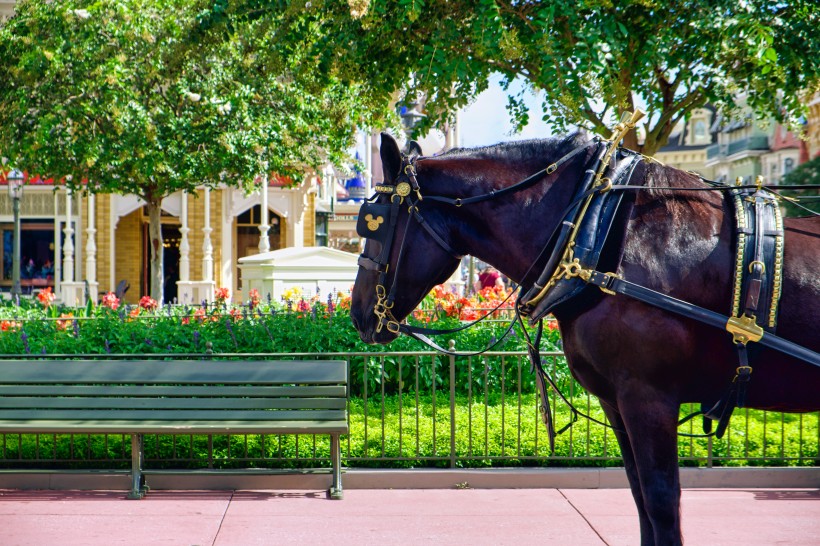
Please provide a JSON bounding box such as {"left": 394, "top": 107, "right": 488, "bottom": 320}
{"left": 0, "top": 0, "right": 386, "bottom": 300}
{"left": 0, "top": 297, "right": 814, "bottom": 469}
{"left": 214, "top": 0, "right": 820, "bottom": 154}
{"left": 779, "top": 155, "right": 820, "bottom": 217}
{"left": 0, "top": 297, "right": 556, "bottom": 399}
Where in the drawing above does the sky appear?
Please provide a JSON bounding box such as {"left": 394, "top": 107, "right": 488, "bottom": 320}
{"left": 352, "top": 74, "right": 555, "bottom": 163}
{"left": 457, "top": 74, "right": 554, "bottom": 148}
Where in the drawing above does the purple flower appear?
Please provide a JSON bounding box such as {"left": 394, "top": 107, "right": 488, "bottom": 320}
{"left": 21, "top": 330, "right": 30, "bottom": 354}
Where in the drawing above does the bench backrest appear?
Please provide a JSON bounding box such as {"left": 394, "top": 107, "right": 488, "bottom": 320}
{"left": 0, "top": 360, "right": 348, "bottom": 429}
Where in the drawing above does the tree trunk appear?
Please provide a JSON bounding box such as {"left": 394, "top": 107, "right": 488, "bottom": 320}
{"left": 146, "top": 201, "right": 164, "bottom": 304}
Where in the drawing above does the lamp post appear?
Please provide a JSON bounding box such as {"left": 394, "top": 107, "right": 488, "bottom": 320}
{"left": 400, "top": 100, "right": 426, "bottom": 136}
{"left": 7, "top": 169, "right": 24, "bottom": 301}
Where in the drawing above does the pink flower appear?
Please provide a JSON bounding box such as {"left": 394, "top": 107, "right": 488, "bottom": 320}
{"left": 101, "top": 291, "right": 120, "bottom": 310}
{"left": 139, "top": 296, "right": 158, "bottom": 311}
{"left": 248, "top": 288, "right": 260, "bottom": 308}
{"left": 215, "top": 287, "right": 230, "bottom": 302}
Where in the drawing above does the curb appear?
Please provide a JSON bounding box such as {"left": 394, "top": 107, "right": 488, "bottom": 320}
{"left": 0, "top": 467, "right": 817, "bottom": 492}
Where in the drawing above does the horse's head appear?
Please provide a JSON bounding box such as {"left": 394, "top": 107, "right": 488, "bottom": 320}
{"left": 351, "top": 133, "right": 462, "bottom": 344}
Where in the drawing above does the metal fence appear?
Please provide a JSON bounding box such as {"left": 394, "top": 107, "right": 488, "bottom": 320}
{"left": 0, "top": 350, "right": 817, "bottom": 471}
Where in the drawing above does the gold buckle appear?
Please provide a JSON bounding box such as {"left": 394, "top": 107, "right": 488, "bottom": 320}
{"left": 598, "top": 272, "right": 621, "bottom": 295}
{"left": 726, "top": 315, "right": 764, "bottom": 345}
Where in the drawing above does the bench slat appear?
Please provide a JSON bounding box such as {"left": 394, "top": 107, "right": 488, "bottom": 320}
{"left": 0, "top": 397, "right": 346, "bottom": 410}
{"left": 0, "top": 420, "right": 349, "bottom": 435}
{"left": 0, "top": 360, "right": 347, "bottom": 385}
{"left": 0, "top": 408, "right": 346, "bottom": 421}
{"left": 0, "top": 385, "right": 347, "bottom": 398}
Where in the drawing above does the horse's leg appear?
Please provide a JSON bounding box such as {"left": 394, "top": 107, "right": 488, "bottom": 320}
{"left": 600, "top": 400, "right": 656, "bottom": 545}
{"left": 616, "top": 389, "right": 683, "bottom": 546}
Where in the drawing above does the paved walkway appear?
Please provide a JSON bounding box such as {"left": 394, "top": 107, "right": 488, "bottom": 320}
{"left": 0, "top": 487, "right": 817, "bottom": 545}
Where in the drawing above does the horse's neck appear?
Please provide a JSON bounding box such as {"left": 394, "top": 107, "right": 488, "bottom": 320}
{"left": 452, "top": 174, "right": 574, "bottom": 285}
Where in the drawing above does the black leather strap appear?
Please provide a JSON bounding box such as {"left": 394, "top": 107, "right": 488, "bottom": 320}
{"left": 586, "top": 271, "right": 820, "bottom": 367}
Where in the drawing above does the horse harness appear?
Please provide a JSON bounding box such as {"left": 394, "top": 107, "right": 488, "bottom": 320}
{"left": 357, "top": 122, "right": 820, "bottom": 441}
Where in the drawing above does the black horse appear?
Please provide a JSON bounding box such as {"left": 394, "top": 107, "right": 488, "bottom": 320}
{"left": 351, "top": 132, "right": 820, "bottom": 546}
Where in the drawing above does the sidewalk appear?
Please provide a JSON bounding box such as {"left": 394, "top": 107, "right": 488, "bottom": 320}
{"left": 0, "top": 487, "right": 817, "bottom": 546}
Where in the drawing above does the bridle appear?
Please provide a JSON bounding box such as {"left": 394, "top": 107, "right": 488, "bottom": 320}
{"left": 355, "top": 139, "right": 600, "bottom": 336}
{"left": 356, "top": 160, "right": 463, "bottom": 335}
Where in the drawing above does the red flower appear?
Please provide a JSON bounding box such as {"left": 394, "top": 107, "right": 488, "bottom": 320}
{"left": 0, "top": 320, "right": 20, "bottom": 332}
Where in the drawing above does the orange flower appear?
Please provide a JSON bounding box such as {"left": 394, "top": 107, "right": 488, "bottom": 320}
{"left": 0, "top": 320, "right": 20, "bottom": 332}
{"left": 56, "top": 313, "right": 74, "bottom": 331}
{"left": 37, "top": 287, "right": 56, "bottom": 307}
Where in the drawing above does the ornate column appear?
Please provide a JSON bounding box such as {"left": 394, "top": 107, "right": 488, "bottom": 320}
{"left": 258, "top": 177, "right": 270, "bottom": 253}
{"left": 63, "top": 189, "right": 74, "bottom": 283}
{"left": 83, "top": 192, "right": 99, "bottom": 302}
{"left": 202, "top": 187, "right": 213, "bottom": 282}
{"left": 60, "top": 187, "right": 84, "bottom": 305}
{"left": 175, "top": 191, "right": 195, "bottom": 304}
{"left": 179, "top": 192, "right": 190, "bottom": 282}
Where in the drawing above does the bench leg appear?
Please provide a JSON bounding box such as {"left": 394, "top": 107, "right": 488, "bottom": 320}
{"left": 127, "top": 434, "right": 148, "bottom": 499}
{"left": 328, "top": 433, "right": 343, "bottom": 500}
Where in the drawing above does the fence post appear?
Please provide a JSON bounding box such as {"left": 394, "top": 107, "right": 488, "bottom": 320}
{"left": 449, "top": 339, "right": 457, "bottom": 469}
{"left": 707, "top": 435, "right": 713, "bottom": 468}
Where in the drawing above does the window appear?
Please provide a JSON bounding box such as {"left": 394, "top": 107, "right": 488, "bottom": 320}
{"left": 693, "top": 120, "right": 707, "bottom": 143}
{"left": 236, "top": 205, "right": 281, "bottom": 290}
{"left": 1, "top": 221, "right": 56, "bottom": 291}
{"left": 315, "top": 212, "right": 330, "bottom": 247}
{"left": 784, "top": 157, "right": 795, "bottom": 175}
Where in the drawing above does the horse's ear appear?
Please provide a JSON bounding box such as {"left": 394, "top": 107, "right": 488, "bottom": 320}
{"left": 380, "top": 132, "right": 402, "bottom": 184}
{"left": 406, "top": 140, "right": 423, "bottom": 158}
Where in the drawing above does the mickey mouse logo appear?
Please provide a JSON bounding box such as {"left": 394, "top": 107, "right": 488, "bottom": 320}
{"left": 365, "top": 214, "right": 384, "bottom": 231}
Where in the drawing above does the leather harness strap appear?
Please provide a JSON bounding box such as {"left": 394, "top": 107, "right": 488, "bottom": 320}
{"left": 583, "top": 270, "right": 819, "bottom": 368}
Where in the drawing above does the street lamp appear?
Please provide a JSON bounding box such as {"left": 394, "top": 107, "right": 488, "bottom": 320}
{"left": 7, "top": 169, "right": 23, "bottom": 301}
{"left": 400, "top": 100, "right": 426, "bottom": 135}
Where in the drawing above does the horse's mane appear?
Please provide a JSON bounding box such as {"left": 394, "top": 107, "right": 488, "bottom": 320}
{"left": 436, "top": 132, "right": 590, "bottom": 167}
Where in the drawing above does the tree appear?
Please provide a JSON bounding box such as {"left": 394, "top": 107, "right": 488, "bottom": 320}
{"left": 780, "top": 156, "right": 820, "bottom": 217}
{"left": 0, "top": 0, "right": 383, "bottom": 302}
{"left": 215, "top": 0, "right": 820, "bottom": 155}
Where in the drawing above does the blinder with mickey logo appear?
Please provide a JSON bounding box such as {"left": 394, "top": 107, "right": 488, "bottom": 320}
{"left": 356, "top": 201, "right": 393, "bottom": 245}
